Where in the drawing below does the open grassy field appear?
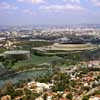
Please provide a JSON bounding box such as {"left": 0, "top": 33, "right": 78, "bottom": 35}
{"left": 12, "top": 55, "right": 61, "bottom": 71}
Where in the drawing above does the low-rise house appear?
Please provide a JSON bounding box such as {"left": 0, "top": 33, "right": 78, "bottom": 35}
{"left": 35, "top": 87, "right": 44, "bottom": 93}
{"left": 84, "top": 83, "right": 89, "bottom": 87}
{"left": 1, "top": 95, "right": 11, "bottom": 100}
{"left": 82, "top": 76, "right": 94, "bottom": 82}
{"left": 35, "top": 96, "right": 44, "bottom": 100}
{"left": 47, "top": 96, "right": 52, "bottom": 100}
{"left": 14, "top": 96, "right": 24, "bottom": 100}
{"left": 89, "top": 96, "right": 100, "bottom": 100}
{"left": 27, "top": 81, "right": 36, "bottom": 88}
{"left": 89, "top": 60, "right": 100, "bottom": 66}
{"left": 59, "top": 97, "right": 68, "bottom": 100}
{"left": 46, "top": 91, "right": 57, "bottom": 100}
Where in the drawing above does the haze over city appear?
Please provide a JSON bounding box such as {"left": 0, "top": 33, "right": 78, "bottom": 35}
{"left": 0, "top": 0, "right": 100, "bottom": 25}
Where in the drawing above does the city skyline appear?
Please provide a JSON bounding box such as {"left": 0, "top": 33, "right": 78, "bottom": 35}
{"left": 0, "top": 0, "right": 100, "bottom": 25}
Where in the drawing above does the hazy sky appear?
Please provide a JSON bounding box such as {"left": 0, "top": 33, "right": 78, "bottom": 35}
{"left": 0, "top": 0, "right": 100, "bottom": 25}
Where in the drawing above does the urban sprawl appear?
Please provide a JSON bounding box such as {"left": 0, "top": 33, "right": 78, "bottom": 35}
{"left": 0, "top": 25, "right": 100, "bottom": 100}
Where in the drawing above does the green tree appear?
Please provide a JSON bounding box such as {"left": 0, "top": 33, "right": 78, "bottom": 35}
{"left": 82, "top": 95, "right": 89, "bottom": 100}
{"left": 52, "top": 73, "right": 70, "bottom": 92}
{"left": 0, "top": 81, "right": 17, "bottom": 99}
{"left": 66, "top": 93, "right": 73, "bottom": 100}
{"left": 23, "top": 88, "right": 40, "bottom": 100}
{"left": 43, "top": 93, "right": 48, "bottom": 100}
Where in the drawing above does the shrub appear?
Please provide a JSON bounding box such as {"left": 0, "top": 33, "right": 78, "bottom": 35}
{"left": 82, "top": 95, "right": 89, "bottom": 100}
{"left": 66, "top": 93, "right": 73, "bottom": 100}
